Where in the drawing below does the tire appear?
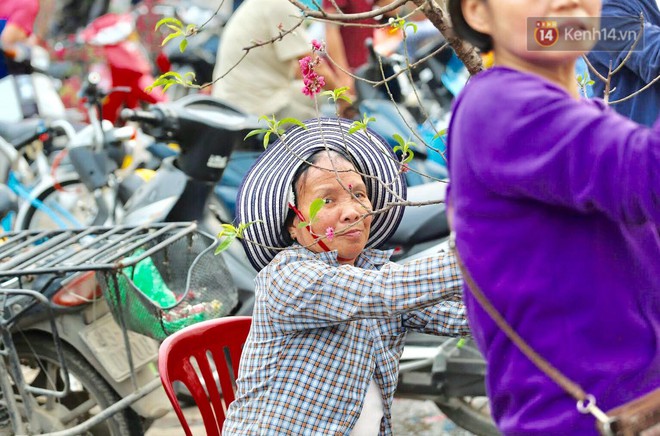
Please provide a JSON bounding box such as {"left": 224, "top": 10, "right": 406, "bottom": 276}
{"left": 14, "top": 175, "right": 107, "bottom": 230}
{"left": 13, "top": 335, "right": 144, "bottom": 435}
{"left": 435, "top": 397, "right": 500, "bottom": 436}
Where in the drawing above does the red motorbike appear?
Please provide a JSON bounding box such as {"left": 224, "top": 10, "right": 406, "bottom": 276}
{"left": 54, "top": 9, "right": 167, "bottom": 123}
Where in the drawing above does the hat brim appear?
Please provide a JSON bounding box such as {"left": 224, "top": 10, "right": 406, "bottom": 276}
{"left": 236, "top": 117, "right": 407, "bottom": 271}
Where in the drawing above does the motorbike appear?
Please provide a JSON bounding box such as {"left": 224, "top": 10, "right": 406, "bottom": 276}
{"left": 52, "top": 8, "right": 167, "bottom": 124}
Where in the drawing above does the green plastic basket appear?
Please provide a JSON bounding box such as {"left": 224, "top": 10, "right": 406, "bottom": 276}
{"left": 97, "top": 231, "right": 238, "bottom": 341}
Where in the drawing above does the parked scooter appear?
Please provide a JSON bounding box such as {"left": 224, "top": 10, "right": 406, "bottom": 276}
{"left": 53, "top": 10, "right": 167, "bottom": 123}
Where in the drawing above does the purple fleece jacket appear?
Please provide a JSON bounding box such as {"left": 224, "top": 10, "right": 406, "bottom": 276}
{"left": 447, "top": 66, "right": 660, "bottom": 435}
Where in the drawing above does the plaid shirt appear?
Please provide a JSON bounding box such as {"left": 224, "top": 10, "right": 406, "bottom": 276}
{"left": 223, "top": 246, "right": 468, "bottom": 435}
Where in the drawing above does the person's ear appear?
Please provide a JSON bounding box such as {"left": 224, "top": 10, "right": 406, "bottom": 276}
{"left": 461, "top": 0, "right": 492, "bottom": 36}
{"left": 287, "top": 220, "right": 298, "bottom": 242}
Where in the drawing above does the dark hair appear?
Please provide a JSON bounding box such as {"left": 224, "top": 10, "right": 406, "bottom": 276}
{"left": 448, "top": 0, "right": 493, "bottom": 53}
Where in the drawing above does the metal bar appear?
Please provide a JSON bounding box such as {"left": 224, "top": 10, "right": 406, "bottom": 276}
{"left": 0, "top": 290, "right": 71, "bottom": 398}
{"left": 0, "top": 232, "right": 72, "bottom": 271}
{"left": 40, "top": 377, "right": 163, "bottom": 436}
{"left": 101, "top": 222, "right": 189, "bottom": 266}
{"left": 9, "top": 227, "right": 98, "bottom": 272}
{"left": 115, "top": 223, "right": 199, "bottom": 267}
{"left": 35, "top": 226, "right": 108, "bottom": 267}
{"left": 58, "top": 225, "right": 151, "bottom": 267}
{"left": 0, "top": 331, "right": 30, "bottom": 435}
{"left": 109, "top": 273, "right": 139, "bottom": 391}
{"left": 0, "top": 223, "right": 198, "bottom": 276}
{"left": 0, "top": 222, "right": 197, "bottom": 277}
{"left": 0, "top": 230, "right": 58, "bottom": 258}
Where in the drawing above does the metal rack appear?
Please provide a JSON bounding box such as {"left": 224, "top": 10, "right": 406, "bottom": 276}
{"left": 0, "top": 221, "right": 200, "bottom": 278}
{"left": 0, "top": 221, "right": 203, "bottom": 435}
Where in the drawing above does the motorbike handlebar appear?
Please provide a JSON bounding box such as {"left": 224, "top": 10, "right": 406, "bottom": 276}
{"left": 120, "top": 108, "right": 161, "bottom": 125}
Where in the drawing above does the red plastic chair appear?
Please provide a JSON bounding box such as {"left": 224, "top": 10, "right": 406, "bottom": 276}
{"left": 158, "top": 316, "right": 252, "bottom": 436}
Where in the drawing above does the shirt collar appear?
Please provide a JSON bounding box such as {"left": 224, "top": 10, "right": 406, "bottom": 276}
{"left": 290, "top": 244, "right": 393, "bottom": 268}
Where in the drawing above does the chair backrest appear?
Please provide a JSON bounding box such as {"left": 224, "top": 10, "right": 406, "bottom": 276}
{"left": 158, "top": 316, "right": 252, "bottom": 436}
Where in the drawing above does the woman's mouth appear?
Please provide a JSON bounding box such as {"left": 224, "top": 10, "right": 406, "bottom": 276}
{"left": 340, "top": 229, "right": 362, "bottom": 238}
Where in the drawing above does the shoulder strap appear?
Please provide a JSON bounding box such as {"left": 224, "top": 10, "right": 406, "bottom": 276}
{"left": 450, "top": 234, "right": 588, "bottom": 402}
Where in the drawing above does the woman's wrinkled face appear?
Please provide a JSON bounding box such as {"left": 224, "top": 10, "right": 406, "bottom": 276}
{"left": 288, "top": 154, "right": 373, "bottom": 265}
{"left": 462, "top": 0, "right": 602, "bottom": 64}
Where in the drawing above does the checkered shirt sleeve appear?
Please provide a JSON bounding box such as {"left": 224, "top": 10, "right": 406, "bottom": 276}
{"left": 265, "top": 247, "right": 466, "bottom": 333}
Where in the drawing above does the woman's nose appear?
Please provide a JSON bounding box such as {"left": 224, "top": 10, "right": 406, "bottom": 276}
{"left": 340, "top": 201, "right": 362, "bottom": 222}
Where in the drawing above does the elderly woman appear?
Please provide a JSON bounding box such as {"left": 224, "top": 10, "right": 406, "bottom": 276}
{"left": 223, "top": 118, "right": 469, "bottom": 435}
{"left": 446, "top": 0, "right": 660, "bottom": 435}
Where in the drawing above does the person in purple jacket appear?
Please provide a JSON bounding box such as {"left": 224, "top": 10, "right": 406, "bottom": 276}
{"left": 446, "top": 0, "right": 660, "bottom": 435}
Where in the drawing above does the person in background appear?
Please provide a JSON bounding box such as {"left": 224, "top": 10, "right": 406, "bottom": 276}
{"left": 0, "top": 0, "right": 39, "bottom": 79}
{"left": 212, "top": 0, "right": 349, "bottom": 121}
{"left": 447, "top": 0, "right": 659, "bottom": 434}
{"left": 323, "top": 0, "right": 403, "bottom": 91}
{"left": 586, "top": 0, "right": 660, "bottom": 126}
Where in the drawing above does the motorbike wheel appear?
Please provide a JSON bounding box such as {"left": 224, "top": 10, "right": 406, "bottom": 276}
{"left": 435, "top": 396, "right": 500, "bottom": 436}
{"left": 14, "top": 175, "right": 110, "bottom": 230}
{"left": 14, "top": 335, "right": 144, "bottom": 436}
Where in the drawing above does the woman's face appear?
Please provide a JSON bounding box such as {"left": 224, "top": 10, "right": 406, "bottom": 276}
{"left": 462, "top": 0, "right": 602, "bottom": 64}
{"left": 288, "top": 154, "right": 373, "bottom": 265}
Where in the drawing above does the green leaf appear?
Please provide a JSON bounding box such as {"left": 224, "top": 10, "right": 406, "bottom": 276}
{"left": 577, "top": 74, "right": 583, "bottom": 83}
{"left": 236, "top": 220, "right": 262, "bottom": 238}
{"left": 392, "top": 133, "right": 405, "bottom": 147}
{"left": 263, "top": 131, "right": 272, "bottom": 149}
{"left": 348, "top": 125, "right": 362, "bottom": 134}
{"left": 154, "top": 17, "right": 183, "bottom": 32}
{"left": 278, "top": 118, "right": 307, "bottom": 129}
{"left": 338, "top": 94, "right": 353, "bottom": 104}
{"left": 297, "top": 221, "right": 309, "bottom": 229}
{"left": 587, "top": 80, "right": 595, "bottom": 86}
{"left": 308, "top": 198, "right": 325, "bottom": 221}
{"left": 456, "top": 338, "right": 466, "bottom": 349}
{"left": 214, "top": 234, "right": 235, "bottom": 254}
{"left": 244, "top": 129, "right": 266, "bottom": 140}
{"left": 403, "top": 149, "right": 415, "bottom": 163}
{"left": 432, "top": 128, "right": 448, "bottom": 140}
{"left": 162, "top": 30, "right": 183, "bottom": 47}
{"left": 217, "top": 224, "right": 237, "bottom": 237}
{"left": 179, "top": 38, "right": 188, "bottom": 53}
{"left": 406, "top": 22, "right": 418, "bottom": 33}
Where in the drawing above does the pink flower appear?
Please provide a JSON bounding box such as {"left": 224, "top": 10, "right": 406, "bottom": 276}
{"left": 401, "top": 163, "right": 410, "bottom": 173}
{"left": 311, "top": 39, "right": 324, "bottom": 52}
{"left": 299, "top": 55, "right": 325, "bottom": 97}
{"left": 325, "top": 227, "right": 335, "bottom": 241}
{"left": 299, "top": 56, "right": 312, "bottom": 76}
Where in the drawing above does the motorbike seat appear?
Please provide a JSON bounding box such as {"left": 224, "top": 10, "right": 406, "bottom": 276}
{"left": 388, "top": 181, "right": 450, "bottom": 245}
{"left": 0, "top": 119, "right": 47, "bottom": 148}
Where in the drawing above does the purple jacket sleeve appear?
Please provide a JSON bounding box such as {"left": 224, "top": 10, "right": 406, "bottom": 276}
{"left": 455, "top": 72, "right": 660, "bottom": 224}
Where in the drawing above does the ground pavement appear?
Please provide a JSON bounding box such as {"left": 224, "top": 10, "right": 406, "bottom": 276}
{"left": 146, "top": 398, "right": 476, "bottom": 435}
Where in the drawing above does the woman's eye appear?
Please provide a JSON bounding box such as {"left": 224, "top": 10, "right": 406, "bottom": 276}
{"left": 323, "top": 198, "right": 332, "bottom": 204}
{"left": 354, "top": 192, "right": 366, "bottom": 198}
